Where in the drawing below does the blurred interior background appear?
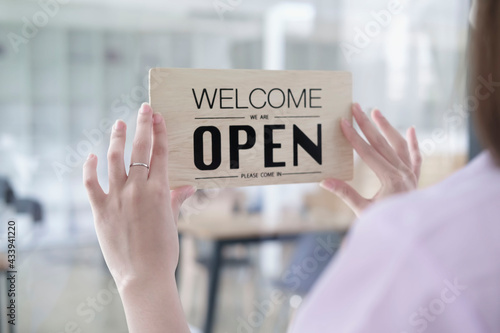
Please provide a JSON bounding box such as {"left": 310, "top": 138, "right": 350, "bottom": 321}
{"left": 0, "top": 0, "right": 473, "bottom": 332}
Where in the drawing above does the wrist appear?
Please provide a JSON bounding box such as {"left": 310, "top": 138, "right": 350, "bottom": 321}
{"left": 116, "top": 272, "right": 177, "bottom": 296}
{"left": 116, "top": 271, "right": 189, "bottom": 333}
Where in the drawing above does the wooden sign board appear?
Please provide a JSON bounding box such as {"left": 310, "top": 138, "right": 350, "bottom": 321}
{"left": 149, "top": 68, "right": 352, "bottom": 189}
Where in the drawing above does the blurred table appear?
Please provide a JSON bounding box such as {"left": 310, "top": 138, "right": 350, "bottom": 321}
{"left": 177, "top": 211, "right": 351, "bottom": 333}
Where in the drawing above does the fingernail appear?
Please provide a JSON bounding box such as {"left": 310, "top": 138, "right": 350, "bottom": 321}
{"left": 140, "top": 103, "right": 152, "bottom": 114}
{"left": 153, "top": 113, "right": 163, "bottom": 124}
{"left": 353, "top": 102, "right": 362, "bottom": 112}
{"left": 341, "top": 118, "right": 351, "bottom": 128}
{"left": 115, "top": 120, "right": 125, "bottom": 130}
{"left": 87, "top": 153, "right": 94, "bottom": 160}
{"left": 373, "top": 109, "right": 383, "bottom": 118}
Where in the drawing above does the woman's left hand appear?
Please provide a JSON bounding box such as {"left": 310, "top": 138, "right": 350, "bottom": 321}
{"left": 83, "top": 103, "right": 196, "bottom": 290}
{"left": 83, "top": 103, "right": 195, "bottom": 333}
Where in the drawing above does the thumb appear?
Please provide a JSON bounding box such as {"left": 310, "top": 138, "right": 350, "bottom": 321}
{"left": 171, "top": 186, "right": 197, "bottom": 224}
{"left": 320, "top": 179, "right": 369, "bottom": 217}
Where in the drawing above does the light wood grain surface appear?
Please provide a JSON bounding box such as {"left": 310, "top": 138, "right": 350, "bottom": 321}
{"left": 150, "top": 68, "right": 353, "bottom": 189}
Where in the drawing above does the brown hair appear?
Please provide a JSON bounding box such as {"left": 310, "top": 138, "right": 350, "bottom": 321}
{"left": 471, "top": 0, "right": 500, "bottom": 165}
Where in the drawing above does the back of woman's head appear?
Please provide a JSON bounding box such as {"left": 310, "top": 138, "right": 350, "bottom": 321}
{"left": 471, "top": 0, "right": 500, "bottom": 165}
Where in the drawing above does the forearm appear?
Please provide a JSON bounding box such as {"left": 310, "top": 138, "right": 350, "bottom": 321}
{"left": 119, "top": 276, "right": 190, "bottom": 333}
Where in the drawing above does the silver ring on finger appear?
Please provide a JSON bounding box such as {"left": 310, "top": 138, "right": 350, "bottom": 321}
{"left": 130, "top": 162, "right": 150, "bottom": 170}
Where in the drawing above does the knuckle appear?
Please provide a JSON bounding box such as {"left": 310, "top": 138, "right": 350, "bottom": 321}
{"left": 356, "top": 114, "right": 368, "bottom": 126}
{"left": 389, "top": 176, "right": 406, "bottom": 190}
{"left": 395, "top": 161, "right": 410, "bottom": 173}
{"left": 396, "top": 140, "right": 408, "bottom": 154}
{"left": 401, "top": 168, "right": 414, "bottom": 180}
{"left": 374, "top": 135, "right": 387, "bottom": 148}
{"left": 83, "top": 176, "right": 94, "bottom": 189}
{"left": 394, "top": 163, "right": 411, "bottom": 176}
{"left": 359, "top": 142, "right": 373, "bottom": 156}
{"left": 154, "top": 145, "right": 168, "bottom": 157}
{"left": 384, "top": 169, "right": 402, "bottom": 182}
{"left": 107, "top": 149, "right": 122, "bottom": 163}
{"left": 153, "top": 184, "right": 169, "bottom": 198}
{"left": 414, "top": 154, "right": 423, "bottom": 165}
{"left": 128, "top": 185, "right": 143, "bottom": 201}
{"left": 390, "top": 170, "right": 416, "bottom": 190}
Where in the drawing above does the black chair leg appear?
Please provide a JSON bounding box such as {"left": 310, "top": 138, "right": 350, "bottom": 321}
{"left": 204, "top": 241, "right": 223, "bottom": 333}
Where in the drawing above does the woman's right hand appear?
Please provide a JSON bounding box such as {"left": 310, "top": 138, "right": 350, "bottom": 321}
{"left": 320, "top": 103, "right": 422, "bottom": 217}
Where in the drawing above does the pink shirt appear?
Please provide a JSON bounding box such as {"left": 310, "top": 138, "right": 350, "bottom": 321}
{"left": 290, "top": 152, "right": 500, "bottom": 333}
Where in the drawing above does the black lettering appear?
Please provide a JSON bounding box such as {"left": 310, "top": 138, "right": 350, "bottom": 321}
{"left": 220, "top": 88, "right": 233, "bottom": 109}
{"left": 288, "top": 89, "right": 306, "bottom": 108}
{"left": 235, "top": 88, "right": 248, "bottom": 109}
{"left": 309, "top": 88, "right": 322, "bottom": 108}
{"left": 264, "top": 125, "right": 286, "bottom": 168}
{"left": 193, "top": 126, "right": 222, "bottom": 170}
{"left": 268, "top": 88, "right": 285, "bottom": 108}
{"left": 249, "top": 88, "right": 267, "bottom": 109}
{"left": 229, "top": 126, "right": 256, "bottom": 169}
{"left": 293, "top": 124, "right": 322, "bottom": 166}
{"left": 192, "top": 88, "right": 218, "bottom": 109}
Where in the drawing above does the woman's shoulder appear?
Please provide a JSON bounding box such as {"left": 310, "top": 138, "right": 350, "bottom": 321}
{"left": 290, "top": 152, "right": 500, "bottom": 333}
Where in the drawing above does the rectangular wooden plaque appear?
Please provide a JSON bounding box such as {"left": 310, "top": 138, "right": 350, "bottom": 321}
{"left": 149, "top": 68, "right": 352, "bottom": 189}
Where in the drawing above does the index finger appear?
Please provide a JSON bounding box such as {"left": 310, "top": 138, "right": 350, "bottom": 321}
{"left": 149, "top": 112, "right": 169, "bottom": 184}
